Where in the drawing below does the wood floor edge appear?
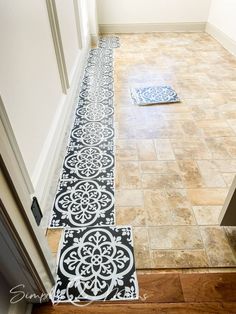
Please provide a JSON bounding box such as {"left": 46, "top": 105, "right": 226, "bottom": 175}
{"left": 32, "top": 272, "right": 236, "bottom": 313}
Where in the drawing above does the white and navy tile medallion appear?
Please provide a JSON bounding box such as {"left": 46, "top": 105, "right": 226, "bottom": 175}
{"left": 69, "top": 121, "right": 114, "bottom": 147}
{"left": 53, "top": 226, "right": 138, "bottom": 303}
{"left": 75, "top": 102, "right": 114, "bottom": 122}
{"left": 50, "top": 180, "right": 115, "bottom": 228}
{"left": 99, "top": 36, "right": 120, "bottom": 49}
{"left": 131, "top": 85, "right": 180, "bottom": 106}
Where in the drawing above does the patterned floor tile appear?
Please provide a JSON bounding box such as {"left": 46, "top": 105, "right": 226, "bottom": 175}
{"left": 75, "top": 102, "right": 114, "bottom": 122}
{"left": 53, "top": 226, "right": 138, "bottom": 302}
{"left": 61, "top": 146, "right": 114, "bottom": 181}
{"left": 69, "top": 121, "right": 114, "bottom": 147}
{"left": 130, "top": 85, "right": 180, "bottom": 106}
{"left": 50, "top": 180, "right": 115, "bottom": 228}
{"left": 99, "top": 36, "right": 120, "bottom": 49}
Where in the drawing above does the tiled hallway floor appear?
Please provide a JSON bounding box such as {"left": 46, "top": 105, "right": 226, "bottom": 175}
{"left": 113, "top": 32, "right": 236, "bottom": 269}
{"left": 47, "top": 32, "right": 236, "bottom": 270}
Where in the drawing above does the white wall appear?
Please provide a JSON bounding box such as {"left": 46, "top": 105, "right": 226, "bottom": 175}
{"left": 208, "top": 0, "right": 236, "bottom": 42}
{"left": 87, "top": 0, "right": 99, "bottom": 44}
{"left": 0, "top": 0, "right": 62, "bottom": 176}
{"left": 56, "top": 0, "right": 81, "bottom": 83}
{"left": 0, "top": 0, "right": 92, "bottom": 208}
{"left": 98, "top": 0, "right": 211, "bottom": 24}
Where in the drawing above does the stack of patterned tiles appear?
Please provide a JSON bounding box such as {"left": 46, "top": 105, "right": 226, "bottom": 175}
{"left": 49, "top": 36, "right": 139, "bottom": 303}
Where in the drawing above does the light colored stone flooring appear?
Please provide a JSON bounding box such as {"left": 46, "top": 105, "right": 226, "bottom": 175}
{"left": 114, "top": 32, "right": 236, "bottom": 269}
{"left": 47, "top": 32, "right": 236, "bottom": 271}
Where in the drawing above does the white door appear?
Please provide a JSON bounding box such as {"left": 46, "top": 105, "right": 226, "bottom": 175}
{"left": 0, "top": 96, "right": 55, "bottom": 310}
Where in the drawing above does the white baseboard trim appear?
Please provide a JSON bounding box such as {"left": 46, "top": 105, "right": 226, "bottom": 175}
{"left": 99, "top": 22, "right": 206, "bottom": 34}
{"left": 206, "top": 22, "right": 236, "bottom": 57}
{"left": 32, "top": 38, "right": 90, "bottom": 212}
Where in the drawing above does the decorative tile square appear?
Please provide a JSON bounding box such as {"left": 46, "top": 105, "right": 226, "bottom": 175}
{"left": 69, "top": 120, "right": 114, "bottom": 146}
{"left": 99, "top": 36, "right": 120, "bottom": 49}
{"left": 130, "top": 86, "right": 180, "bottom": 106}
{"left": 82, "top": 73, "right": 114, "bottom": 89}
{"left": 61, "top": 146, "right": 114, "bottom": 181}
{"left": 50, "top": 180, "right": 115, "bottom": 228}
{"left": 75, "top": 102, "right": 114, "bottom": 122}
{"left": 53, "top": 226, "right": 138, "bottom": 302}
{"left": 80, "top": 86, "right": 114, "bottom": 103}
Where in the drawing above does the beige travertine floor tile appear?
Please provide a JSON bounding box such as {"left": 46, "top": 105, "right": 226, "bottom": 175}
{"left": 197, "top": 160, "right": 226, "bottom": 188}
{"left": 116, "top": 161, "right": 141, "bottom": 189}
{"left": 142, "top": 173, "right": 184, "bottom": 189}
{"left": 205, "top": 138, "right": 231, "bottom": 159}
{"left": 171, "top": 138, "right": 212, "bottom": 160}
{"left": 224, "top": 137, "right": 236, "bottom": 158}
{"left": 222, "top": 173, "right": 235, "bottom": 186}
{"left": 220, "top": 104, "right": 236, "bottom": 119}
{"left": 178, "top": 160, "right": 205, "bottom": 188}
{"left": 148, "top": 226, "right": 203, "bottom": 250}
{"left": 116, "top": 207, "right": 147, "bottom": 226}
{"left": 163, "top": 112, "right": 193, "bottom": 120}
{"left": 191, "top": 107, "right": 221, "bottom": 121}
{"left": 227, "top": 119, "right": 236, "bottom": 132}
{"left": 165, "top": 189, "right": 191, "bottom": 210}
{"left": 146, "top": 203, "right": 196, "bottom": 226}
{"left": 116, "top": 123, "right": 136, "bottom": 139}
{"left": 200, "top": 227, "right": 236, "bottom": 267}
{"left": 154, "top": 139, "right": 175, "bottom": 160}
{"left": 192, "top": 206, "right": 222, "bottom": 225}
{"left": 116, "top": 149, "right": 138, "bottom": 161}
{"left": 180, "top": 120, "right": 203, "bottom": 137}
{"left": 115, "top": 189, "right": 143, "bottom": 207}
{"left": 213, "top": 160, "right": 236, "bottom": 173}
{"left": 155, "top": 126, "right": 185, "bottom": 139}
{"left": 225, "top": 227, "right": 236, "bottom": 253}
{"left": 140, "top": 161, "right": 167, "bottom": 173}
{"left": 144, "top": 189, "right": 196, "bottom": 226}
{"left": 140, "top": 160, "right": 180, "bottom": 174}
{"left": 151, "top": 250, "right": 209, "bottom": 268}
{"left": 133, "top": 227, "right": 152, "bottom": 268}
{"left": 137, "top": 139, "right": 157, "bottom": 160}
{"left": 187, "top": 188, "right": 228, "bottom": 206}
{"left": 47, "top": 229, "right": 62, "bottom": 253}
{"left": 116, "top": 139, "right": 137, "bottom": 150}
{"left": 198, "top": 119, "right": 232, "bottom": 128}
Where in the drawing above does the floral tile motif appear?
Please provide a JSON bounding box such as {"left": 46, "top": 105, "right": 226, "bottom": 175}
{"left": 53, "top": 226, "right": 138, "bottom": 302}
{"left": 50, "top": 180, "right": 115, "bottom": 228}
{"left": 75, "top": 102, "right": 114, "bottom": 122}
{"left": 80, "top": 87, "right": 114, "bottom": 103}
{"left": 61, "top": 146, "right": 114, "bottom": 181}
{"left": 131, "top": 85, "right": 180, "bottom": 106}
{"left": 99, "top": 36, "right": 120, "bottom": 49}
{"left": 69, "top": 121, "right": 114, "bottom": 147}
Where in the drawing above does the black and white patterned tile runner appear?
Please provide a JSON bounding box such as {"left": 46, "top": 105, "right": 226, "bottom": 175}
{"left": 131, "top": 85, "right": 180, "bottom": 106}
{"left": 49, "top": 36, "right": 139, "bottom": 302}
{"left": 49, "top": 43, "right": 116, "bottom": 228}
{"left": 53, "top": 226, "right": 138, "bottom": 302}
